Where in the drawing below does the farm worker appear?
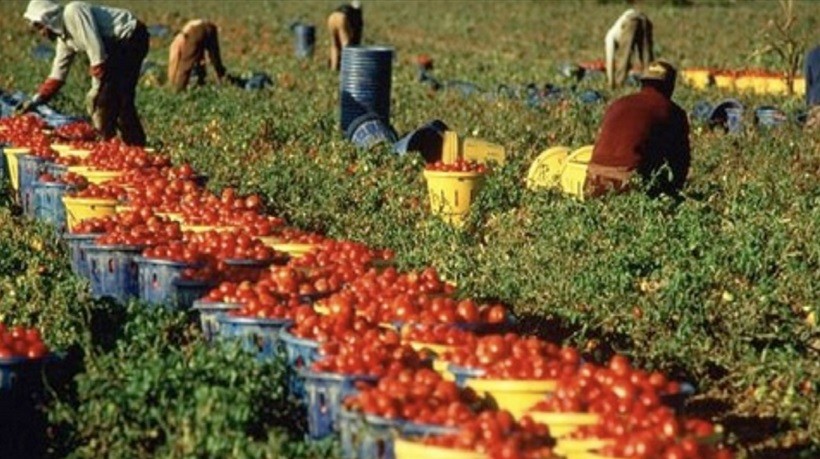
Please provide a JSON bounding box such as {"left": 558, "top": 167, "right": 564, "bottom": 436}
{"left": 16, "top": 0, "right": 149, "bottom": 146}
{"left": 804, "top": 45, "right": 820, "bottom": 130}
{"left": 327, "top": 1, "right": 363, "bottom": 71}
{"left": 605, "top": 8, "right": 654, "bottom": 89}
{"left": 167, "top": 19, "right": 227, "bottom": 91}
{"left": 585, "top": 60, "right": 691, "bottom": 197}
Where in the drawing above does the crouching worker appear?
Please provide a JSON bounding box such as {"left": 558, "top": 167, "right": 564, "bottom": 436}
{"left": 327, "top": 1, "right": 363, "bottom": 71}
{"left": 18, "top": 0, "right": 149, "bottom": 146}
{"left": 168, "top": 19, "right": 227, "bottom": 91}
{"left": 605, "top": 8, "right": 654, "bottom": 89}
{"left": 585, "top": 60, "right": 691, "bottom": 198}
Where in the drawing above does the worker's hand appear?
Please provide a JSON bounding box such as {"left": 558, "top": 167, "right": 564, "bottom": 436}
{"left": 13, "top": 99, "right": 36, "bottom": 116}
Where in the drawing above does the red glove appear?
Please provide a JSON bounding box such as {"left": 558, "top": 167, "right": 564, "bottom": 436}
{"left": 90, "top": 63, "right": 106, "bottom": 80}
{"left": 36, "top": 78, "right": 64, "bottom": 102}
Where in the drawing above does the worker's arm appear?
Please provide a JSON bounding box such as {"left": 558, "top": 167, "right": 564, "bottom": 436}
{"left": 35, "top": 39, "right": 76, "bottom": 104}
{"left": 204, "top": 23, "right": 227, "bottom": 80}
{"left": 62, "top": 2, "right": 107, "bottom": 81}
{"left": 604, "top": 25, "right": 617, "bottom": 86}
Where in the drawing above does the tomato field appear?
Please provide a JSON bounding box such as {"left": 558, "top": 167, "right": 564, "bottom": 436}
{"left": 0, "top": 0, "right": 818, "bottom": 458}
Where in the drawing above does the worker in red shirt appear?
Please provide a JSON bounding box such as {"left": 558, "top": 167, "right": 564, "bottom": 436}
{"left": 585, "top": 60, "right": 691, "bottom": 198}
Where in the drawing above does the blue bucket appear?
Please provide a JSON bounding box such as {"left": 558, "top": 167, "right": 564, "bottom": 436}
{"left": 84, "top": 244, "right": 143, "bottom": 303}
{"left": 691, "top": 100, "right": 714, "bottom": 123}
{"left": 215, "top": 315, "right": 292, "bottom": 359}
{"left": 33, "top": 181, "right": 73, "bottom": 231}
{"left": 0, "top": 355, "right": 49, "bottom": 394}
{"left": 171, "top": 279, "right": 215, "bottom": 310}
{"left": 339, "top": 410, "right": 404, "bottom": 459}
{"left": 134, "top": 257, "right": 200, "bottom": 308}
{"left": 392, "top": 119, "right": 448, "bottom": 162}
{"left": 299, "top": 369, "right": 378, "bottom": 439}
{"left": 340, "top": 46, "right": 394, "bottom": 132}
{"left": 708, "top": 99, "right": 745, "bottom": 133}
{"left": 17, "top": 154, "right": 46, "bottom": 216}
{"left": 62, "top": 233, "right": 97, "bottom": 279}
{"left": 754, "top": 106, "right": 788, "bottom": 129}
{"left": 293, "top": 23, "right": 316, "bottom": 58}
{"left": 191, "top": 300, "right": 242, "bottom": 341}
{"left": 0, "top": 144, "right": 7, "bottom": 185}
{"left": 44, "top": 162, "right": 68, "bottom": 179}
{"left": 345, "top": 112, "right": 398, "bottom": 150}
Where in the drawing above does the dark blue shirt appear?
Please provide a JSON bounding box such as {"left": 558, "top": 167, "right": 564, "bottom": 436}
{"left": 806, "top": 45, "right": 820, "bottom": 107}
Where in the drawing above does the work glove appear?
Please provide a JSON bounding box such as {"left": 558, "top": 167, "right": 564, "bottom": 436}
{"left": 85, "top": 78, "right": 101, "bottom": 116}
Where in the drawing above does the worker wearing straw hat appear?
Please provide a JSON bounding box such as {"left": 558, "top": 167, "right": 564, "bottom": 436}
{"left": 327, "top": 1, "right": 363, "bottom": 71}
{"left": 804, "top": 45, "right": 820, "bottom": 130}
{"left": 167, "top": 19, "right": 228, "bottom": 91}
{"left": 585, "top": 60, "right": 691, "bottom": 198}
{"left": 16, "top": 0, "right": 149, "bottom": 146}
{"left": 605, "top": 8, "right": 654, "bottom": 89}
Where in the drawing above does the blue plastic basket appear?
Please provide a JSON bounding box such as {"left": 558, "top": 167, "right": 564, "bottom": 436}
{"left": 0, "top": 144, "right": 7, "bottom": 185}
{"left": 191, "top": 300, "right": 241, "bottom": 341}
{"left": 339, "top": 410, "right": 404, "bottom": 459}
{"left": 172, "top": 279, "right": 216, "bottom": 310}
{"left": 134, "top": 257, "right": 199, "bottom": 308}
{"left": 17, "top": 154, "right": 46, "bottom": 216}
{"left": 279, "top": 327, "right": 321, "bottom": 399}
{"left": 299, "top": 369, "right": 378, "bottom": 439}
{"left": 84, "top": 244, "right": 143, "bottom": 302}
{"left": 392, "top": 119, "right": 448, "bottom": 161}
{"left": 215, "top": 315, "right": 292, "bottom": 359}
{"left": 33, "top": 181, "right": 73, "bottom": 231}
{"left": 0, "top": 356, "right": 29, "bottom": 391}
{"left": 447, "top": 364, "right": 486, "bottom": 387}
{"left": 62, "top": 233, "right": 97, "bottom": 279}
{"left": 754, "top": 106, "right": 788, "bottom": 129}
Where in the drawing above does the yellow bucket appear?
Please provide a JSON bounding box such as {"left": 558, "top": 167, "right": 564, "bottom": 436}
{"left": 681, "top": 69, "right": 712, "bottom": 89}
{"left": 409, "top": 341, "right": 455, "bottom": 356}
{"left": 62, "top": 196, "right": 119, "bottom": 232}
{"left": 562, "top": 452, "right": 617, "bottom": 459}
{"left": 68, "top": 166, "right": 122, "bottom": 185}
{"left": 526, "top": 146, "right": 571, "bottom": 190}
{"left": 733, "top": 76, "right": 758, "bottom": 93}
{"left": 765, "top": 77, "right": 789, "bottom": 95}
{"left": 423, "top": 170, "right": 485, "bottom": 225}
{"left": 394, "top": 437, "right": 485, "bottom": 459}
{"left": 555, "top": 438, "right": 614, "bottom": 455}
{"left": 114, "top": 205, "right": 134, "bottom": 214}
{"left": 465, "top": 379, "right": 557, "bottom": 418}
{"left": 528, "top": 412, "right": 601, "bottom": 438}
{"left": 3, "top": 148, "right": 31, "bottom": 191}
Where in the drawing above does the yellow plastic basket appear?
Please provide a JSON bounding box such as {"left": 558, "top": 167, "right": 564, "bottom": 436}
{"left": 555, "top": 438, "right": 614, "bottom": 455}
{"left": 558, "top": 145, "right": 594, "bottom": 200}
{"left": 423, "top": 170, "right": 486, "bottom": 225}
{"left": 462, "top": 137, "right": 506, "bottom": 166}
{"left": 563, "top": 452, "right": 618, "bottom": 459}
{"left": 114, "top": 205, "right": 134, "bottom": 214}
{"left": 62, "top": 196, "right": 119, "bottom": 231}
{"left": 526, "top": 146, "right": 571, "bottom": 190}
{"left": 156, "top": 212, "right": 183, "bottom": 222}
{"left": 713, "top": 74, "right": 735, "bottom": 90}
{"left": 409, "top": 341, "right": 455, "bottom": 356}
{"left": 180, "top": 224, "right": 235, "bottom": 233}
{"left": 465, "top": 379, "right": 557, "bottom": 418}
{"left": 442, "top": 130, "right": 460, "bottom": 164}
{"left": 793, "top": 77, "right": 806, "bottom": 96}
{"left": 3, "top": 148, "right": 31, "bottom": 191}
{"left": 68, "top": 166, "right": 122, "bottom": 185}
{"left": 63, "top": 149, "right": 92, "bottom": 160}
{"left": 528, "top": 412, "right": 601, "bottom": 438}
{"left": 50, "top": 144, "right": 73, "bottom": 152}
{"left": 394, "top": 437, "right": 485, "bottom": 459}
